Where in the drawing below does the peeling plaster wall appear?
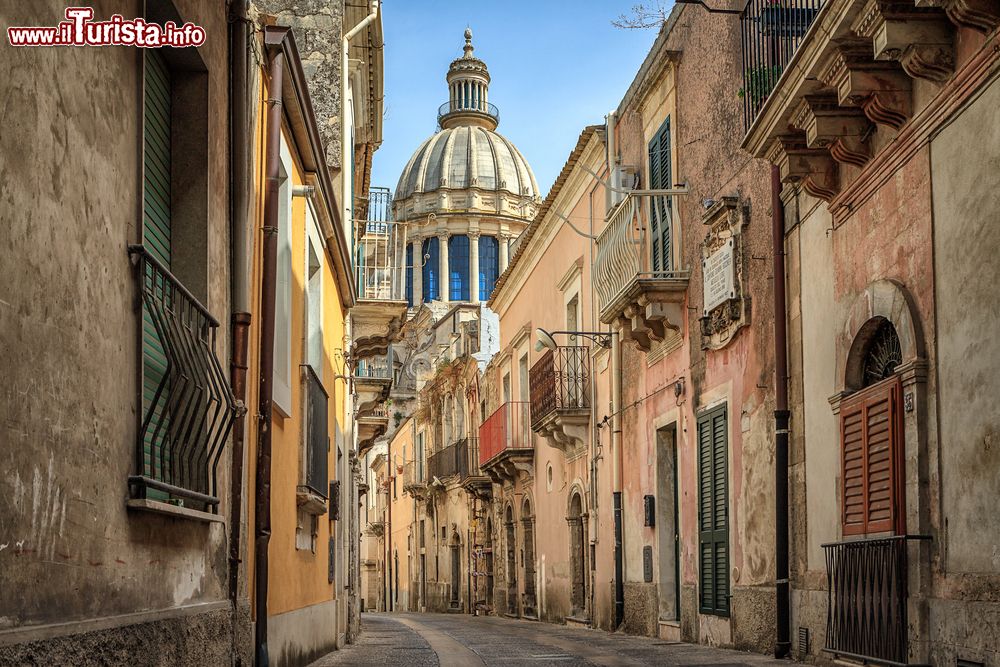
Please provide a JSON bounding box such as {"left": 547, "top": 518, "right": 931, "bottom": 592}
{"left": 0, "top": 0, "right": 234, "bottom": 656}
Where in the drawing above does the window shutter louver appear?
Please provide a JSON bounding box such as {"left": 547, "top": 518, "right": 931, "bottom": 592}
{"left": 647, "top": 117, "right": 672, "bottom": 273}
{"left": 142, "top": 50, "right": 172, "bottom": 492}
{"left": 698, "top": 405, "right": 729, "bottom": 616}
{"left": 840, "top": 377, "right": 902, "bottom": 536}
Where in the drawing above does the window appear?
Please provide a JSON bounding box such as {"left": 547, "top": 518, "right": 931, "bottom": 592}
{"left": 697, "top": 405, "right": 729, "bottom": 617}
{"left": 405, "top": 242, "right": 414, "bottom": 307}
{"left": 304, "top": 202, "right": 323, "bottom": 375}
{"left": 479, "top": 235, "right": 499, "bottom": 301}
{"left": 449, "top": 235, "right": 470, "bottom": 301}
{"left": 134, "top": 24, "right": 234, "bottom": 509}
{"left": 295, "top": 507, "right": 318, "bottom": 552}
{"left": 648, "top": 117, "right": 672, "bottom": 273}
{"left": 272, "top": 136, "right": 293, "bottom": 416}
{"left": 422, "top": 237, "right": 440, "bottom": 302}
{"left": 566, "top": 293, "right": 579, "bottom": 344}
{"left": 416, "top": 431, "right": 425, "bottom": 483}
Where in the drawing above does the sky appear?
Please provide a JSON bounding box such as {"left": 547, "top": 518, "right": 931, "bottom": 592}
{"left": 371, "top": 1, "right": 663, "bottom": 199}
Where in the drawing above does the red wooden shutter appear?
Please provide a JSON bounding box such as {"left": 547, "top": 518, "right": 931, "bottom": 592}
{"left": 840, "top": 377, "right": 903, "bottom": 536}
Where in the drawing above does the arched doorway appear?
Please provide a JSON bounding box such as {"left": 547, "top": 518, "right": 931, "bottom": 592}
{"left": 449, "top": 530, "right": 462, "bottom": 610}
{"left": 521, "top": 498, "right": 536, "bottom": 617}
{"left": 485, "top": 516, "right": 495, "bottom": 611}
{"left": 505, "top": 504, "right": 518, "bottom": 615}
{"left": 568, "top": 492, "right": 587, "bottom": 616}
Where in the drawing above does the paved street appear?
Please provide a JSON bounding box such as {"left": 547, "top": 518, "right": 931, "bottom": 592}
{"left": 310, "top": 613, "right": 800, "bottom": 667}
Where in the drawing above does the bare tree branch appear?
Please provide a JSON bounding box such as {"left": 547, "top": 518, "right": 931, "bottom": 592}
{"left": 612, "top": 1, "right": 671, "bottom": 29}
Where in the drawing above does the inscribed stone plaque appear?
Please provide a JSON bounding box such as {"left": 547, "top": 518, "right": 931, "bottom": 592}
{"left": 643, "top": 545, "right": 653, "bottom": 583}
{"left": 702, "top": 238, "right": 735, "bottom": 316}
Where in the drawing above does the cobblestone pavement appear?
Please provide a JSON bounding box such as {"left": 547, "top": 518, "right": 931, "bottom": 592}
{"left": 309, "top": 612, "right": 803, "bottom": 666}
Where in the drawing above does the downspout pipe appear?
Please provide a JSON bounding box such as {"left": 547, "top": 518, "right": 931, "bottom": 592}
{"left": 254, "top": 30, "right": 288, "bottom": 667}
{"left": 771, "top": 165, "right": 791, "bottom": 658}
{"left": 228, "top": 0, "right": 251, "bottom": 611}
{"left": 612, "top": 331, "right": 625, "bottom": 630}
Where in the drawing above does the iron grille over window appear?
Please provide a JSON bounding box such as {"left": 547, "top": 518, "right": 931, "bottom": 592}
{"left": 302, "top": 365, "right": 329, "bottom": 498}
{"left": 740, "top": 0, "right": 825, "bottom": 129}
{"left": 128, "top": 244, "right": 237, "bottom": 510}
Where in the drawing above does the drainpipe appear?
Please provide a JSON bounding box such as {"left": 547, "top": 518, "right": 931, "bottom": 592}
{"left": 612, "top": 332, "right": 625, "bottom": 630}
{"left": 771, "top": 165, "right": 791, "bottom": 658}
{"left": 387, "top": 466, "right": 393, "bottom": 612}
{"left": 228, "top": 0, "right": 251, "bottom": 612}
{"left": 254, "top": 33, "right": 287, "bottom": 667}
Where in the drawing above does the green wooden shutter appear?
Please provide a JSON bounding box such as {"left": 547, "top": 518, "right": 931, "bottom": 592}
{"left": 698, "top": 405, "right": 730, "bottom": 616}
{"left": 142, "top": 49, "right": 171, "bottom": 486}
{"left": 647, "top": 117, "right": 672, "bottom": 273}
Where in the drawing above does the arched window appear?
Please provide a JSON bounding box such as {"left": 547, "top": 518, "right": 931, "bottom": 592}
{"left": 449, "top": 234, "right": 470, "bottom": 301}
{"left": 405, "top": 242, "right": 414, "bottom": 306}
{"left": 422, "top": 237, "right": 439, "bottom": 302}
{"left": 479, "top": 235, "right": 499, "bottom": 301}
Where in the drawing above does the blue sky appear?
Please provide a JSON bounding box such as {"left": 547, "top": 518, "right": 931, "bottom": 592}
{"left": 371, "top": 1, "right": 662, "bottom": 198}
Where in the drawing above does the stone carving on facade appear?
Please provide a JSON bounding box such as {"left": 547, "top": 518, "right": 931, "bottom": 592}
{"left": 818, "top": 43, "right": 913, "bottom": 130}
{"left": 700, "top": 197, "right": 750, "bottom": 350}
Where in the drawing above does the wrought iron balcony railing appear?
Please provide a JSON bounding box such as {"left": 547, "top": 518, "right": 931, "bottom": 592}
{"left": 402, "top": 460, "right": 426, "bottom": 490}
{"left": 478, "top": 401, "right": 532, "bottom": 467}
{"left": 428, "top": 438, "right": 472, "bottom": 481}
{"left": 529, "top": 346, "right": 590, "bottom": 431}
{"left": 354, "top": 187, "right": 405, "bottom": 302}
{"left": 128, "top": 244, "right": 237, "bottom": 510}
{"left": 594, "top": 194, "right": 688, "bottom": 333}
{"left": 301, "top": 365, "right": 329, "bottom": 499}
{"left": 823, "top": 535, "right": 929, "bottom": 665}
{"left": 354, "top": 351, "right": 394, "bottom": 380}
{"left": 740, "top": 0, "right": 824, "bottom": 129}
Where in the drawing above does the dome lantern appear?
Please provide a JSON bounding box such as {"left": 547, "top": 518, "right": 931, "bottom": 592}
{"left": 439, "top": 28, "right": 498, "bottom": 131}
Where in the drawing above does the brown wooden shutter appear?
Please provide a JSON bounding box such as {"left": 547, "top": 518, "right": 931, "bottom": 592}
{"left": 840, "top": 377, "right": 903, "bottom": 536}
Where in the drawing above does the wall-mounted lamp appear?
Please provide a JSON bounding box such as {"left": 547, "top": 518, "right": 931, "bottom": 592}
{"left": 534, "top": 327, "right": 614, "bottom": 352}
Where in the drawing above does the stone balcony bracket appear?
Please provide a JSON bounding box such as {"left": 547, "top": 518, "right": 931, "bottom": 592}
{"left": 482, "top": 452, "right": 533, "bottom": 486}
{"left": 606, "top": 279, "right": 687, "bottom": 353}
{"left": 852, "top": 0, "right": 955, "bottom": 82}
{"left": 767, "top": 135, "right": 840, "bottom": 202}
{"left": 533, "top": 411, "right": 590, "bottom": 457}
{"left": 350, "top": 299, "right": 409, "bottom": 358}
{"left": 792, "top": 94, "right": 874, "bottom": 167}
{"left": 356, "top": 413, "right": 389, "bottom": 456}
{"left": 355, "top": 376, "right": 391, "bottom": 415}
{"left": 819, "top": 43, "right": 913, "bottom": 129}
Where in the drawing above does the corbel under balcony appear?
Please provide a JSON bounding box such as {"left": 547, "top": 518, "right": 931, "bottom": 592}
{"left": 350, "top": 300, "right": 408, "bottom": 358}
{"left": 532, "top": 412, "right": 589, "bottom": 457}
{"left": 355, "top": 375, "right": 391, "bottom": 415}
{"left": 357, "top": 408, "right": 389, "bottom": 456}
{"left": 604, "top": 279, "right": 688, "bottom": 352}
{"left": 481, "top": 450, "right": 534, "bottom": 486}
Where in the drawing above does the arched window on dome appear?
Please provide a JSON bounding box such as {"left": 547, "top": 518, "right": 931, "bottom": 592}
{"left": 405, "top": 243, "right": 413, "bottom": 307}
{"left": 449, "top": 235, "right": 470, "bottom": 301}
{"left": 422, "top": 237, "right": 439, "bottom": 302}
{"left": 479, "top": 236, "right": 499, "bottom": 301}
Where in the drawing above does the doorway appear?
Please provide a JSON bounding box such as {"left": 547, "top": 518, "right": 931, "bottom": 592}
{"left": 656, "top": 423, "right": 679, "bottom": 620}
{"left": 568, "top": 492, "right": 587, "bottom": 616}
{"left": 449, "top": 531, "right": 462, "bottom": 608}
{"left": 505, "top": 505, "right": 518, "bottom": 615}
{"left": 522, "top": 499, "right": 537, "bottom": 617}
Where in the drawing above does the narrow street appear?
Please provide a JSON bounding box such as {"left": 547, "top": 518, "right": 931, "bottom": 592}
{"left": 310, "top": 614, "right": 801, "bottom": 667}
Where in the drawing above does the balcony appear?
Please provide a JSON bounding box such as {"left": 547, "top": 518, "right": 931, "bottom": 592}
{"left": 529, "top": 347, "right": 590, "bottom": 455}
{"left": 822, "top": 535, "right": 929, "bottom": 665}
{"left": 594, "top": 194, "right": 688, "bottom": 352}
{"left": 478, "top": 402, "right": 533, "bottom": 484}
{"left": 740, "top": 0, "right": 824, "bottom": 129}
{"left": 742, "top": 0, "right": 990, "bottom": 211}
{"left": 297, "top": 365, "right": 329, "bottom": 515}
{"left": 127, "top": 245, "right": 237, "bottom": 512}
{"left": 428, "top": 438, "right": 472, "bottom": 482}
{"left": 437, "top": 100, "right": 500, "bottom": 131}
{"left": 402, "top": 460, "right": 427, "bottom": 498}
{"left": 354, "top": 352, "right": 393, "bottom": 415}
{"left": 356, "top": 403, "right": 388, "bottom": 456}
{"left": 351, "top": 188, "right": 408, "bottom": 359}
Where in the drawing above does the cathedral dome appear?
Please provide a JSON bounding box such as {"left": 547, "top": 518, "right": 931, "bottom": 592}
{"left": 395, "top": 125, "right": 540, "bottom": 201}
{"left": 393, "top": 29, "right": 540, "bottom": 222}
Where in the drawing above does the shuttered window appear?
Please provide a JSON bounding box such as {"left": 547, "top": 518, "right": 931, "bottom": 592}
{"left": 697, "top": 405, "right": 729, "bottom": 616}
{"left": 840, "top": 377, "right": 903, "bottom": 536}
{"left": 142, "top": 49, "right": 172, "bottom": 492}
{"left": 647, "top": 117, "right": 672, "bottom": 273}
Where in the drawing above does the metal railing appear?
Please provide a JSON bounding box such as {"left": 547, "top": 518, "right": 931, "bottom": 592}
{"left": 428, "top": 438, "right": 471, "bottom": 481}
{"left": 437, "top": 100, "right": 499, "bottom": 126}
{"left": 740, "top": 0, "right": 824, "bottom": 129}
{"left": 302, "top": 365, "right": 329, "bottom": 498}
{"left": 595, "top": 194, "right": 686, "bottom": 316}
{"left": 465, "top": 437, "right": 483, "bottom": 478}
{"left": 128, "top": 244, "right": 237, "bottom": 510}
{"left": 823, "top": 535, "right": 928, "bottom": 665}
{"left": 354, "top": 351, "right": 393, "bottom": 379}
{"left": 478, "top": 401, "right": 532, "bottom": 467}
{"left": 355, "top": 187, "right": 403, "bottom": 302}
{"left": 529, "top": 347, "right": 590, "bottom": 431}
